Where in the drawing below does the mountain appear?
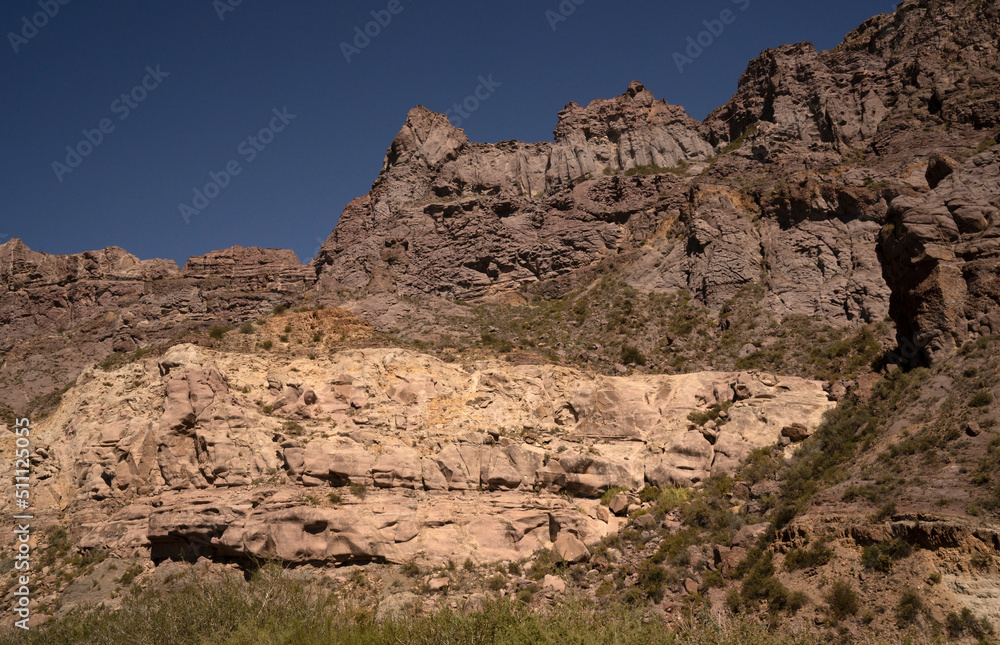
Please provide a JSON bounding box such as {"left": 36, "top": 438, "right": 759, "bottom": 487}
{"left": 2, "top": 0, "right": 1000, "bottom": 641}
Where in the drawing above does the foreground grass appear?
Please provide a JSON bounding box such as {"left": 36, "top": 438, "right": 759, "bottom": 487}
{"left": 0, "top": 564, "right": 820, "bottom": 645}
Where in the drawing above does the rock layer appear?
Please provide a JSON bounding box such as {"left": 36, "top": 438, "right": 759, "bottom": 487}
{"left": 5, "top": 344, "right": 833, "bottom": 566}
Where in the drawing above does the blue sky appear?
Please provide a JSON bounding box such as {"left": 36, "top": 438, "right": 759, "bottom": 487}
{"left": 0, "top": 0, "right": 893, "bottom": 266}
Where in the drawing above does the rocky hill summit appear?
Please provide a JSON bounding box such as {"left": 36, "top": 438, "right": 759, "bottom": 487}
{"left": 3, "top": 0, "right": 1000, "bottom": 641}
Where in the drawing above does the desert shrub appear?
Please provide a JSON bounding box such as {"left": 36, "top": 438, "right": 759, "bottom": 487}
{"left": 636, "top": 560, "right": 667, "bottom": 602}
{"left": 239, "top": 322, "right": 254, "bottom": 335}
{"left": 687, "top": 402, "right": 733, "bottom": 427}
{"left": 620, "top": 345, "right": 647, "bottom": 366}
{"left": 624, "top": 163, "right": 688, "bottom": 177}
{"left": 870, "top": 501, "right": 896, "bottom": 522}
{"left": 737, "top": 551, "right": 793, "bottom": 613}
{"left": 272, "top": 305, "right": 288, "bottom": 315}
{"left": 784, "top": 540, "right": 832, "bottom": 571}
{"left": 895, "top": 589, "right": 922, "bottom": 627}
{"left": 527, "top": 548, "right": 558, "bottom": 581}
{"left": 282, "top": 421, "right": 304, "bottom": 436}
{"left": 327, "top": 493, "right": 342, "bottom": 505}
{"left": 825, "top": 580, "right": 860, "bottom": 620}
{"left": 208, "top": 325, "right": 230, "bottom": 340}
{"left": 970, "top": 390, "right": 993, "bottom": 407}
{"left": 0, "top": 582, "right": 817, "bottom": 645}
{"left": 861, "top": 538, "right": 913, "bottom": 573}
{"left": 349, "top": 483, "right": 368, "bottom": 499}
{"left": 600, "top": 487, "right": 629, "bottom": 506}
{"left": 400, "top": 562, "right": 421, "bottom": 577}
{"left": 638, "top": 486, "right": 661, "bottom": 503}
{"left": 481, "top": 333, "right": 513, "bottom": 353}
{"left": 98, "top": 348, "right": 152, "bottom": 372}
{"left": 117, "top": 564, "right": 144, "bottom": 586}
{"left": 260, "top": 340, "right": 273, "bottom": 350}
{"left": 947, "top": 607, "right": 995, "bottom": 640}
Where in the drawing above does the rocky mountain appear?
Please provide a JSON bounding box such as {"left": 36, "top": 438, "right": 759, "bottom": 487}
{"left": 2, "top": 0, "right": 1000, "bottom": 641}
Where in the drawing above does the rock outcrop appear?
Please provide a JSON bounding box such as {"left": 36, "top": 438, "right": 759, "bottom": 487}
{"left": 6, "top": 344, "right": 832, "bottom": 567}
{"left": 313, "top": 84, "right": 716, "bottom": 302}
{"left": 879, "top": 147, "right": 1000, "bottom": 360}
{"left": 0, "top": 239, "right": 313, "bottom": 415}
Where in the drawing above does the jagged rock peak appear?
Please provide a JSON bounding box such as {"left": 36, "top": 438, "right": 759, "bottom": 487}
{"left": 384, "top": 105, "right": 469, "bottom": 171}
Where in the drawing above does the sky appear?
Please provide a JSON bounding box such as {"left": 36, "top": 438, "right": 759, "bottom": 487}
{"left": 0, "top": 0, "right": 895, "bottom": 266}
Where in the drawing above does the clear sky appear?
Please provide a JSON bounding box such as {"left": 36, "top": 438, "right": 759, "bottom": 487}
{"left": 0, "top": 0, "right": 894, "bottom": 266}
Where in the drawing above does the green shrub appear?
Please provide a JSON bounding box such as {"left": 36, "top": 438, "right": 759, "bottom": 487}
{"left": 481, "top": 333, "right": 513, "bottom": 353}
{"left": 349, "top": 482, "right": 368, "bottom": 500}
{"left": 272, "top": 305, "right": 288, "bottom": 315}
{"left": 400, "top": 562, "right": 421, "bottom": 577}
{"left": 687, "top": 402, "right": 733, "bottom": 427}
{"left": 260, "top": 340, "right": 274, "bottom": 350}
{"left": 970, "top": 391, "right": 993, "bottom": 407}
{"left": 118, "top": 564, "right": 144, "bottom": 586}
{"left": 895, "top": 589, "right": 922, "bottom": 627}
{"left": 636, "top": 560, "right": 667, "bottom": 602}
{"left": 620, "top": 345, "right": 647, "bottom": 366}
{"left": 328, "top": 493, "right": 342, "bottom": 505}
{"left": 784, "top": 540, "right": 833, "bottom": 571}
{"left": 209, "top": 325, "right": 231, "bottom": 340}
{"left": 600, "top": 487, "right": 629, "bottom": 506}
{"left": 825, "top": 580, "right": 860, "bottom": 620}
{"left": 861, "top": 538, "right": 913, "bottom": 573}
{"left": 239, "top": 322, "right": 255, "bottom": 335}
{"left": 947, "top": 607, "right": 995, "bottom": 639}
{"left": 738, "top": 551, "right": 793, "bottom": 613}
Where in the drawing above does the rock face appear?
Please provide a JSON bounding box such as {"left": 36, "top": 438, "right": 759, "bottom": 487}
{"left": 706, "top": 0, "right": 1000, "bottom": 159}
{"left": 879, "top": 147, "right": 1000, "bottom": 360}
{"left": 548, "top": 81, "right": 715, "bottom": 186}
{"left": 313, "top": 85, "right": 715, "bottom": 302}
{"left": 7, "top": 344, "right": 832, "bottom": 567}
{"left": 0, "top": 239, "right": 313, "bottom": 415}
{"left": 182, "top": 245, "right": 314, "bottom": 289}
{"left": 312, "top": 0, "right": 1000, "bottom": 335}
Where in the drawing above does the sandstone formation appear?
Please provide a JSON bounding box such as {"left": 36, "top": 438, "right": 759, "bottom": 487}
{"left": 3, "top": 343, "right": 831, "bottom": 567}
